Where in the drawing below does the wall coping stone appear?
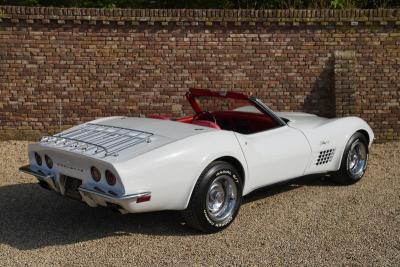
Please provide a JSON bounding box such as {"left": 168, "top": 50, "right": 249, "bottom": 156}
{"left": 0, "top": 6, "right": 399, "bottom": 26}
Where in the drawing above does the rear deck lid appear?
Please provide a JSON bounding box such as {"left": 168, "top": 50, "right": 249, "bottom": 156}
{"left": 39, "top": 117, "right": 214, "bottom": 161}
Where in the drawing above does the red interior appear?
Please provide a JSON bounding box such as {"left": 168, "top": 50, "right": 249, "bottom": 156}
{"left": 175, "top": 111, "right": 278, "bottom": 133}
{"left": 149, "top": 111, "right": 277, "bottom": 134}
{"left": 175, "top": 115, "right": 193, "bottom": 123}
{"left": 208, "top": 111, "right": 278, "bottom": 134}
{"left": 147, "top": 114, "right": 170, "bottom": 120}
{"left": 147, "top": 88, "right": 279, "bottom": 134}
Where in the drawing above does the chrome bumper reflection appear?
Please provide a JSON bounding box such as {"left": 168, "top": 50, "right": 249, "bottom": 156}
{"left": 78, "top": 186, "right": 150, "bottom": 202}
{"left": 19, "top": 164, "right": 59, "bottom": 192}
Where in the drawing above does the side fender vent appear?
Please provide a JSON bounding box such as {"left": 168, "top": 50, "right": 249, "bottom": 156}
{"left": 316, "top": 148, "right": 336, "bottom": 165}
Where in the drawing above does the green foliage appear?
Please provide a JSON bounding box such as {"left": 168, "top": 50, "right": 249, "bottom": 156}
{"left": 0, "top": 0, "right": 398, "bottom": 8}
{"left": 330, "top": 0, "right": 345, "bottom": 8}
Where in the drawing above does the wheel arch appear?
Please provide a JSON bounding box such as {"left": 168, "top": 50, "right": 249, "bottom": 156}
{"left": 183, "top": 154, "right": 247, "bottom": 210}
{"left": 332, "top": 130, "right": 370, "bottom": 184}
{"left": 214, "top": 156, "right": 246, "bottom": 186}
{"left": 181, "top": 155, "right": 245, "bottom": 232}
{"left": 334, "top": 129, "right": 371, "bottom": 172}
{"left": 356, "top": 129, "right": 370, "bottom": 148}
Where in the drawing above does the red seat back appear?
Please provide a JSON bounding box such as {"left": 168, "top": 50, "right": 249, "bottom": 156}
{"left": 148, "top": 114, "right": 170, "bottom": 120}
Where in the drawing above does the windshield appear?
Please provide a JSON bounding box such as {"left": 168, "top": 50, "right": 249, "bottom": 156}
{"left": 183, "top": 88, "right": 285, "bottom": 134}
{"left": 186, "top": 88, "right": 263, "bottom": 115}
{"left": 194, "top": 96, "right": 261, "bottom": 114}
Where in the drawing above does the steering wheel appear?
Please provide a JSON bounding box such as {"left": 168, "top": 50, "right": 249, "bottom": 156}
{"left": 193, "top": 111, "right": 217, "bottom": 124}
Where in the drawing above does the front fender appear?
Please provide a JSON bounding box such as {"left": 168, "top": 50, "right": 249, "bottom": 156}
{"left": 302, "top": 116, "right": 374, "bottom": 174}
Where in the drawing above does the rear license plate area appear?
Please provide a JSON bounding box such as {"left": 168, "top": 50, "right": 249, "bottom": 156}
{"left": 62, "top": 175, "right": 82, "bottom": 200}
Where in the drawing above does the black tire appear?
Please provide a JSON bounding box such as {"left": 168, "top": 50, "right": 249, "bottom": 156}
{"left": 182, "top": 161, "right": 243, "bottom": 233}
{"left": 333, "top": 132, "right": 369, "bottom": 185}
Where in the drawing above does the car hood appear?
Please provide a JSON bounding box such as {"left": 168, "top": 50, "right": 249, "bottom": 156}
{"left": 275, "top": 112, "right": 336, "bottom": 130}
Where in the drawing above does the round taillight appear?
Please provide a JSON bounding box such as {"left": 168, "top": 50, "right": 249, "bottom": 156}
{"left": 34, "top": 152, "right": 42, "bottom": 166}
{"left": 105, "top": 170, "right": 116, "bottom": 186}
{"left": 91, "top": 166, "right": 101, "bottom": 182}
{"left": 45, "top": 155, "right": 53, "bottom": 169}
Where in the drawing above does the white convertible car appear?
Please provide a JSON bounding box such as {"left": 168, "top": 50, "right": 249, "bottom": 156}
{"left": 20, "top": 88, "right": 374, "bottom": 232}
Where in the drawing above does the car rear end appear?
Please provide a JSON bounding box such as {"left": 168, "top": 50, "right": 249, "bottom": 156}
{"left": 19, "top": 117, "right": 218, "bottom": 213}
{"left": 19, "top": 122, "right": 156, "bottom": 213}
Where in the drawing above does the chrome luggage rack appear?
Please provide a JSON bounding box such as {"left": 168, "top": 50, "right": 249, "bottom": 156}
{"left": 40, "top": 123, "right": 153, "bottom": 157}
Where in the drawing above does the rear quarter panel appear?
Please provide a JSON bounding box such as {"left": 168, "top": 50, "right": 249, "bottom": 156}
{"left": 114, "top": 130, "right": 247, "bottom": 212}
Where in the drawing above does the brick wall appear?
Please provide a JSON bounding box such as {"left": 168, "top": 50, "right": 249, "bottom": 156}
{"left": 0, "top": 6, "right": 399, "bottom": 141}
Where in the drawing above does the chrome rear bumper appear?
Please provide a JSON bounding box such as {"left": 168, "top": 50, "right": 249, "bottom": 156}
{"left": 78, "top": 186, "right": 150, "bottom": 202}
{"left": 19, "top": 165, "right": 59, "bottom": 192}
{"left": 19, "top": 165, "right": 151, "bottom": 213}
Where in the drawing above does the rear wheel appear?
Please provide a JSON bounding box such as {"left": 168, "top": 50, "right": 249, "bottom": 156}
{"left": 182, "top": 161, "right": 243, "bottom": 233}
{"left": 334, "top": 132, "right": 369, "bottom": 185}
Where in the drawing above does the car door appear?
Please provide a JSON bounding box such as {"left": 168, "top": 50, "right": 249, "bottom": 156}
{"left": 234, "top": 125, "right": 312, "bottom": 194}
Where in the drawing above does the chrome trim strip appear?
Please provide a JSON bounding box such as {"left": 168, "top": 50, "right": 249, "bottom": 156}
{"left": 78, "top": 186, "right": 151, "bottom": 201}
{"left": 249, "top": 96, "right": 287, "bottom": 126}
{"left": 19, "top": 165, "right": 53, "bottom": 180}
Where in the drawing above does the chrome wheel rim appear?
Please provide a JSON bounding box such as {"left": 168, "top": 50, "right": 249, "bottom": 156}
{"left": 347, "top": 140, "right": 367, "bottom": 178}
{"left": 206, "top": 175, "right": 238, "bottom": 223}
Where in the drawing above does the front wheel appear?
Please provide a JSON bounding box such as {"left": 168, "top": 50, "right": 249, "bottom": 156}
{"left": 182, "top": 161, "right": 243, "bottom": 233}
{"left": 333, "top": 132, "right": 369, "bottom": 185}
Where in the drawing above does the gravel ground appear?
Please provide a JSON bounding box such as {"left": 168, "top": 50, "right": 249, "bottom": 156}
{"left": 0, "top": 141, "right": 399, "bottom": 266}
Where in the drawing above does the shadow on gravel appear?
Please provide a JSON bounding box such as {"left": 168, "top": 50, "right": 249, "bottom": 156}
{"left": 0, "top": 183, "right": 191, "bottom": 250}
{"left": 0, "top": 175, "right": 336, "bottom": 250}
{"left": 242, "top": 174, "right": 338, "bottom": 204}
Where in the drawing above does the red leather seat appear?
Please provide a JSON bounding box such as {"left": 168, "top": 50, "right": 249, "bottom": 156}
{"left": 148, "top": 114, "right": 170, "bottom": 120}
{"left": 191, "top": 120, "right": 221, "bottom": 129}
